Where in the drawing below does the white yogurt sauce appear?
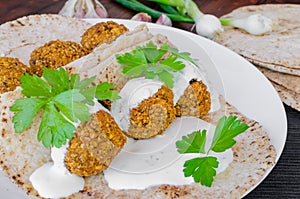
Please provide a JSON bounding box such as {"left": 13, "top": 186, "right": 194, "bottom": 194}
{"left": 30, "top": 101, "right": 107, "bottom": 198}
{"left": 29, "top": 144, "right": 84, "bottom": 198}
{"left": 104, "top": 117, "right": 233, "bottom": 189}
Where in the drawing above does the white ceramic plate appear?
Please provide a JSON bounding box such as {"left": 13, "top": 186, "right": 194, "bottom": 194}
{"left": 0, "top": 19, "right": 287, "bottom": 198}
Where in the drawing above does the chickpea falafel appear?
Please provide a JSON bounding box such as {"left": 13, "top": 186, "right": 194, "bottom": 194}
{"left": 64, "top": 110, "right": 126, "bottom": 176}
{"left": 175, "top": 80, "right": 211, "bottom": 118}
{"left": 0, "top": 57, "right": 30, "bottom": 94}
{"left": 127, "top": 85, "right": 176, "bottom": 139}
{"left": 80, "top": 21, "right": 128, "bottom": 52}
{"left": 29, "top": 40, "right": 88, "bottom": 76}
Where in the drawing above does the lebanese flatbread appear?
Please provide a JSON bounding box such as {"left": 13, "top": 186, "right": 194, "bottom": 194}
{"left": 0, "top": 15, "right": 276, "bottom": 199}
{"left": 257, "top": 66, "right": 300, "bottom": 94}
{"left": 271, "top": 81, "right": 300, "bottom": 111}
{"left": 215, "top": 4, "right": 300, "bottom": 76}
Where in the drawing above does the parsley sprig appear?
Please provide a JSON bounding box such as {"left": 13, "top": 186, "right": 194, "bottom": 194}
{"left": 10, "top": 68, "right": 120, "bottom": 148}
{"left": 176, "top": 116, "right": 249, "bottom": 187}
{"left": 116, "top": 41, "right": 197, "bottom": 88}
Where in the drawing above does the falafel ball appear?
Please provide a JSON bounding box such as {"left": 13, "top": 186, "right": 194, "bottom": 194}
{"left": 64, "top": 110, "right": 126, "bottom": 176}
{"left": 0, "top": 57, "right": 30, "bottom": 94}
{"left": 175, "top": 80, "right": 211, "bottom": 118}
{"left": 29, "top": 40, "right": 88, "bottom": 76}
{"left": 81, "top": 21, "right": 128, "bottom": 53}
{"left": 127, "top": 85, "right": 176, "bottom": 139}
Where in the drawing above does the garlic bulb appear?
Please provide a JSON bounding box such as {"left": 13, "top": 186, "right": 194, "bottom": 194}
{"left": 59, "top": 0, "right": 108, "bottom": 18}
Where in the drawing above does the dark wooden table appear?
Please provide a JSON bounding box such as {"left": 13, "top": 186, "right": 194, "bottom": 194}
{"left": 0, "top": 0, "right": 300, "bottom": 198}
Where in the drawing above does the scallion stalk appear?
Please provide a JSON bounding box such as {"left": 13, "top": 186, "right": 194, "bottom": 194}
{"left": 219, "top": 18, "right": 233, "bottom": 26}
{"left": 150, "top": 0, "right": 185, "bottom": 7}
{"left": 115, "top": 0, "right": 194, "bottom": 22}
{"left": 159, "top": 4, "right": 179, "bottom": 15}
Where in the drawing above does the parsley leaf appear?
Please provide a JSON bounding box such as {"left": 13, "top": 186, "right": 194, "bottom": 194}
{"left": 20, "top": 73, "right": 52, "bottom": 97}
{"left": 96, "top": 82, "right": 121, "bottom": 101}
{"left": 183, "top": 156, "right": 219, "bottom": 187}
{"left": 43, "top": 68, "right": 69, "bottom": 95}
{"left": 70, "top": 74, "right": 97, "bottom": 105}
{"left": 10, "top": 98, "right": 48, "bottom": 133}
{"left": 37, "top": 101, "right": 76, "bottom": 148}
{"left": 116, "top": 49, "right": 148, "bottom": 68}
{"left": 176, "top": 116, "right": 249, "bottom": 187}
{"left": 157, "top": 70, "right": 174, "bottom": 88}
{"left": 176, "top": 130, "right": 207, "bottom": 154}
{"left": 159, "top": 55, "right": 185, "bottom": 71}
{"left": 10, "top": 68, "right": 120, "bottom": 148}
{"left": 116, "top": 41, "right": 196, "bottom": 88}
{"left": 138, "top": 41, "right": 167, "bottom": 63}
{"left": 210, "top": 116, "right": 249, "bottom": 152}
{"left": 163, "top": 44, "right": 198, "bottom": 66}
{"left": 70, "top": 74, "right": 96, "bottom": 90}
{"left": 52, "top": 89, "right": 90, "bottom": 122}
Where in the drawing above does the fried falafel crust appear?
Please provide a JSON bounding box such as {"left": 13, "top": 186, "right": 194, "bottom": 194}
{"left": 29, "top": 40, "right": 88, "bottom": 76}
{"left": 175, "top": 80, "right": 211, "bottom": 118}
{"left": 80, "top": 21, "right": 128, "bottom": 53}
{"left": 64, "top": 110, "right": 126, "bottom": 176}
{"left": 127, "top": 85, "right": 176, "bottom": 139}
{"left": 0, "top": 57, "right": 30, "bottom": 94}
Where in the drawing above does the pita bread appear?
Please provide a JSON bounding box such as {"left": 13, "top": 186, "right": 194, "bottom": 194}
{"left": 271, "top": 81, "right": 300, "bottom": 111}
{"left": 0, "top": 15, "right": 276, "bottom": 199}
{"left": 0, "top": 14, "right": 91, "bottom": 65}
{"left": 216, "top": 4, "right": 300, "bottom": 76}
{"left": 257, "top": 66, "right": 300, "bottom": 94}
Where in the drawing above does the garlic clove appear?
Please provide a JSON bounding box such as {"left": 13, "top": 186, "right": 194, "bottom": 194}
{"left": 156, "top": 14, "right": 172, "bottom": 26}
{"left": 84, "top": 0, "right": 108, "bottom": 18}
{"left": 131, "top": 12, "right": 152, "bottom": 22}
{"left": 58, "top": 0, "right": 78, "bottom": 17}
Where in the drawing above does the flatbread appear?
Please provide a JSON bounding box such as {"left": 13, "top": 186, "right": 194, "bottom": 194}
{"left": 0, "top": 14, "right": 91, "bottom": 65}
{"left": 271, "top": 81, "right": 300, "bottom": 111}
{"left": 215, "top": 4, "right": 300, "bottom": 76}
{"left": 257, "top": 66, "right": 300, "bottom": 94}
{"left": 0, "top": 15, "right": 276, "bottom": 199}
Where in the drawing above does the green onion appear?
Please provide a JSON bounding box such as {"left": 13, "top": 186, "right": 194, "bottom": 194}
{"left": 150, "top": 0, "right": 202, "bottom": 19}
{"left": 219, "top": 18, "right": 233, "bottom": 26}
{"left": 159, "top": 4, "right": 179, "bottom": 15}
{"left": 115, "top": 0, "right": 194, "bottom": 22}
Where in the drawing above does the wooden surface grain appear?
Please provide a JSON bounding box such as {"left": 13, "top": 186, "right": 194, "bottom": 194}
{"left": 0, "top": 0, "right": 300, "bottom": 198}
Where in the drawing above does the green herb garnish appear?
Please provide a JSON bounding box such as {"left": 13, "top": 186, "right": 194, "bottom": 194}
{"left": 10, "top": 68, "right": 120, "bottom": 148}
{"left": 116, "top": 41, "right": 197, "bottom": 88}
{"left": 176, "top": 116, "right": 249, "bottom": 187}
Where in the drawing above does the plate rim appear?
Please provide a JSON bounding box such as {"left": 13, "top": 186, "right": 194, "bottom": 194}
{"left": 0, "top": 18, "right": 287, "bottom": 198}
